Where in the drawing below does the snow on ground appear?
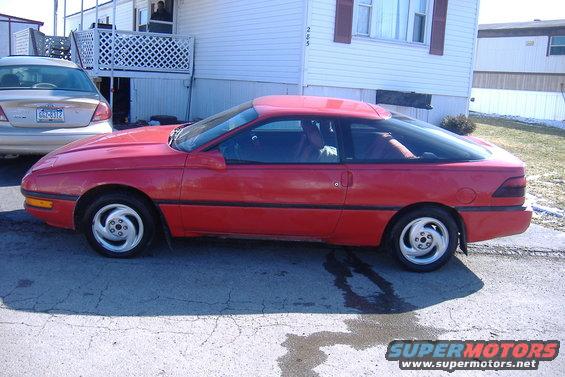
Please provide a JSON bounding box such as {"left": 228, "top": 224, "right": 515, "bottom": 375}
{"left": 470, "top": 112, "right": 565, "bottom": 130}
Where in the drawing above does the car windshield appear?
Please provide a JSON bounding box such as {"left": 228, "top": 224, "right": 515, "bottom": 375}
{"left": 172, "top": 101, "right": 259, "bottom": 152}
{"left": 0, "top": 65, "right": 97, "bottom": 92}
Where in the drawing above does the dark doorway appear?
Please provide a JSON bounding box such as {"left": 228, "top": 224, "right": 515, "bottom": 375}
{"left": 99, "top": 77, "right": 131, "bottom": 125}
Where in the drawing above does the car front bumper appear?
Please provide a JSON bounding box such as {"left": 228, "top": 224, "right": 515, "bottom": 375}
{"left": 21, "top": 189, "right": 78, "bottom": 230}
{"left": 0, "top": 121, "right": 112, "bottom": 155}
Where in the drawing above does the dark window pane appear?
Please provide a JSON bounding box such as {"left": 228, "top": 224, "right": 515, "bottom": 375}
{"left": 550, "top": 46, "right": 565, "bottom": 55}
{"left": 219, "top": 119, "right": 339, "bottom": 164}
{"left": 551, "top": 36, "right": 565, "bottom": 45}
{"left": 413, "top": 14, "right": 426, "bottom": 43}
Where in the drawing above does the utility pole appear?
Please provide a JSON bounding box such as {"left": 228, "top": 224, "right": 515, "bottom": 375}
{"left": 63, "top": 0, "right": 67, "bottom": 36}
{"left": 53, "top": 0, "right": 58, "bottom": 35}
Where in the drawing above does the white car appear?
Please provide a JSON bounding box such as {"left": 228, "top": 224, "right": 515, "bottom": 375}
{"left": 0, "top": 56, "right": 113, "bottom": 155}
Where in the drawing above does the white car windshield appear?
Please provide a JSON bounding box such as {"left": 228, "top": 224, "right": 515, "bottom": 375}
{"left": 0, "top": 65, "right": 97, "bottom": 93}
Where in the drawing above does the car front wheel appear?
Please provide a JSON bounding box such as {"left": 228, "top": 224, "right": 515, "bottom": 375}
{"left": 83, "top": 193, "right": 156, "bottom": 258}
{"left": 390, "top": 208, "right": 458, "bottom": 272}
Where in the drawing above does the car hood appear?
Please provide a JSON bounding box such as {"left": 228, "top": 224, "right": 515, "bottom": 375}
{"left": 32, "top": 125, "right": 188, "bottom": 174}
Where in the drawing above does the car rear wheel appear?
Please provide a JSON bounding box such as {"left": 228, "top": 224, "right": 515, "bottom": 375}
{"left": 83, "top": 193, "right": 156, "bottom": 258}
{"left": 389, "top": 208, "right": 458, "bottom": 272}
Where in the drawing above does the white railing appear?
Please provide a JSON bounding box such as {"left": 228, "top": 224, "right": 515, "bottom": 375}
{"left": 71, "top": 29, "right": 194, "bottom": 76}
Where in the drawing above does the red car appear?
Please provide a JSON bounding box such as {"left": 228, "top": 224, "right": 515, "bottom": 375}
{"left": 21, "top": 96, "right": 531, "bottom": 271}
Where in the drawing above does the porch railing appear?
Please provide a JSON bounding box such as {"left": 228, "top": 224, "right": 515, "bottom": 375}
{"left": 71, "top": 29, "right": 194, "bottom": 75}
{"left": 13, "top": 29, "right": 71, "bottom": 59}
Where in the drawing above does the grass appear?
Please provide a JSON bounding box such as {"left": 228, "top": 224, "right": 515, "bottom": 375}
{"left": 469, "top": 115, "right": 565, "bottom": 230}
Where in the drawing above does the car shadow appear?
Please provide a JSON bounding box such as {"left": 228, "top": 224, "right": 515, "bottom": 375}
{"left": 0, "top": 209, "right": 484, "bottom": 318}
{"left": 0, "top": 155, "right": 41, "bottom": 187}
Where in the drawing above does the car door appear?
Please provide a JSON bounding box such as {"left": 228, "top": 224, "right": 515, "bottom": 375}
{"left": 179, "top": 117, "right": 347, "bottom": 238}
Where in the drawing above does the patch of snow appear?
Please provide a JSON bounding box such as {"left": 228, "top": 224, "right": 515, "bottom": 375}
{"left": 527, "top": 193, "right": 564, "bottom": 218}
{"left": 470, "top": 112, "right": 565, "bottom": 130}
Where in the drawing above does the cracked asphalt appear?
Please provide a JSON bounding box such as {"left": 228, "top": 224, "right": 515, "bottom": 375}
{"left": 1, "top": 156, "right": 564, "bottom": 376}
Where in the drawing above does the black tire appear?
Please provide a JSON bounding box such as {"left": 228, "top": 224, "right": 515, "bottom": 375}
{"left": 389, "top": 207, "right": 458, "bottom": 272}
{"left": 82, "top": 192, "right": 157, "bottom": 258}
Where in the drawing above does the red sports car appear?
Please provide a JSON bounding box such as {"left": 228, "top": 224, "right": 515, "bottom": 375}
{"left": 21, "top": 96, "right": 531, "bottom": 271}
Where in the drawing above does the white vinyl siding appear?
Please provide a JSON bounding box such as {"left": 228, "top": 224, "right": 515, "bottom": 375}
{"left": 176, "top": 0, "right": 304, "bottom": 84}
{"left": 475, "top": 36, "right": 565, "bottom": 74}
{"left": 306, "top": 0, "right": 478, "bottom": 98}
{"left": 66, "top": 0, "right": 134, "bottom": 32}
{"left": 470, "top": 88, "right": 565, "bottom": 121}
{"left": 131, "top": 78, "right": 190, "bottom": 121}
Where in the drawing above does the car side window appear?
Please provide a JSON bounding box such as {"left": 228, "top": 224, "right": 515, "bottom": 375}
{"left": 218, "top": 118, "right": 340, "bottom": 164}
{"left": 344, "top": 116, "right": 489, "bottom": 162}
{"left": 347, "top": 122, "right": 417, "bottom": 161}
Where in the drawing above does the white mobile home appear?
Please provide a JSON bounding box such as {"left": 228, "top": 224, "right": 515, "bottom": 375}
{"left": 0, "top": 13, "right": 43, "bottom": 57}
{"left": 61, "top": 0, "right": 479, "bottom": 124}
{"left": 471, "top": 20, "right": 565, "bottom": 121}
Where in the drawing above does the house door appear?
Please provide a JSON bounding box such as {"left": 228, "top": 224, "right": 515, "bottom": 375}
{"left": 99, "top": 77, "right": 131, "bottom": 124}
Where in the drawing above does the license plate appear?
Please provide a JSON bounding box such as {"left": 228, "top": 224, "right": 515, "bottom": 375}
{"left": 36, "top": 108, "right": 64, "bottom": 123}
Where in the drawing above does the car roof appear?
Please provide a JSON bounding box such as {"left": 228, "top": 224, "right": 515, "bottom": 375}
{"left": 252, "top": 95, "right": 391, "bottom": 120}
{"left": 0, "top": 56, "right": 80, "bottom": 69}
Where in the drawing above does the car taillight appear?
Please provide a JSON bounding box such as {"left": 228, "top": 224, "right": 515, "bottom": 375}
{"left": 0, "top": 105, "right": 7, "bottom": 121}
{"left": 493, "top": 176, "right": 527, "bottom": 198}
{"left": 91, "top": 102, "right": 112, "bottom": 122}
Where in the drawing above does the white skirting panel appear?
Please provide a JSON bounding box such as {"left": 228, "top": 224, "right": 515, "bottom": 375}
{"left": 303, "top": 85, "right": 470, "bottom": 125}
{"left": 189, "top": 78, "right": 300, "bottom": 120}
{"left": 130, "top": 78, "right": 191, "bottom": 122}
{"left": 470, "top": 88, "right": 565, "bottom": 121}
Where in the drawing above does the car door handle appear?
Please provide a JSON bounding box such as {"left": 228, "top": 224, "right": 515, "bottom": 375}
{"left": 340, "top": 172, "right": 353, "bottom": 187}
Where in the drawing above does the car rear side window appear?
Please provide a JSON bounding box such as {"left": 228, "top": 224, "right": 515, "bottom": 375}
{"left": 344, "top": 115, "right": 491, "bottom": 162}
{"left": 0, "top": 65, "right": 97, "bottom": 92}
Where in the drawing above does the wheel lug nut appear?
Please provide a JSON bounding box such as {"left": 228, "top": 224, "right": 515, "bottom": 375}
{"left": 110, "top": 229, "right": 115, "bottom": 233}
{"left": 124, "top": 226, "right": 128, "bottom": 230}
{"left": 119, "top": 219, "right": 123, "bottom": 223}
{"left": 110, "top": 221, "right": 115, "bottom": 225}
{"left": 118, "top": 232, "right": 123, "bottom": 236}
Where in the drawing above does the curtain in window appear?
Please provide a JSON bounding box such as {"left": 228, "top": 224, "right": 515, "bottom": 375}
{"left": 373, "top": 0, "right": 409, "bottom": 40}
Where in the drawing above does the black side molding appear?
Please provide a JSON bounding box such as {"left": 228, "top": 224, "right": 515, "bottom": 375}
{"left": 21, "top": 189, "right": 79, "bottom": 202}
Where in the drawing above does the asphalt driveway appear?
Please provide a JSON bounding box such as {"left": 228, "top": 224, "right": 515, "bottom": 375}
{"left": 0, "top": 156, "right": 563, "bottom": 376}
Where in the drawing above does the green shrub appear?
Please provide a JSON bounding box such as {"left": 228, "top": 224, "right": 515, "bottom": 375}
{"left": 440, "top": 115, "right": 476, "bottom": 135}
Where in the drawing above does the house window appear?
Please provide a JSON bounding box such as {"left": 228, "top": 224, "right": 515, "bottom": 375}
{"left": 149, "top": 0, "right": 174, "bottom": 34}
{"left": 138, "top": 8, "right": 148, "bottom": 31}
{"left": 356, "top": 0, "right": 373, "bottom": 36}
{"left": 549, "top": 36, "right": 565, "bottom": 55}
{"left": 355, "top": 0, "right": 431, "bottom": 44}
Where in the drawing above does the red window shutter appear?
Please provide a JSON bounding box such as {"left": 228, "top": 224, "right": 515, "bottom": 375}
{"left": 334, "top": 0, "right": 354, "bottom": 44}
{"left": 429, "top": 0, "right": 449, "bottom": 55}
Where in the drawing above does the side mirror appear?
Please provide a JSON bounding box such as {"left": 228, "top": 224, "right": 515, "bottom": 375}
{"left": 187, "top": 150, "right": 227, "bottom": 171}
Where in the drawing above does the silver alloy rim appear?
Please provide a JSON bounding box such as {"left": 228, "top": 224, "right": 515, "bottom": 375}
{"left": 92, "top": 204, "right": 144, "bottom": 253}
{"left": 399, "top": 217, "right": 449, "bottom": 265}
